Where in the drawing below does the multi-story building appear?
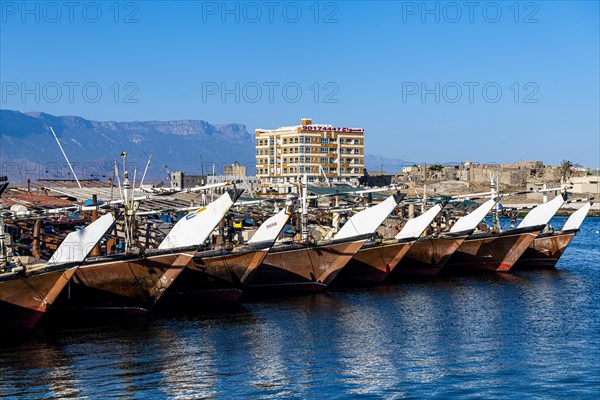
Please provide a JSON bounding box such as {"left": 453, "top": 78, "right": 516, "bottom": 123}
{"left": 256, "top": 118, "right": 365, "bottom": 193}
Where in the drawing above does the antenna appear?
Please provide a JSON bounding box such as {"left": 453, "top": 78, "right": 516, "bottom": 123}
{"left": 50, "top": 126, "right": 82, "bottom": 188}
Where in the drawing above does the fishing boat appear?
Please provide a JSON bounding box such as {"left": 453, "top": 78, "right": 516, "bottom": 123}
{"left": 53, "top": 189, "right": 243, "bottom": 315}
{"left": 0, "top": 209, "right": 115, "bottom": 330}
{"left": 164, "top": 203, "right": 293, "bottom": 303}
{"left": 244, "top": 194, "right": 404, "bottom": 293}
{"left": 334, "top": 203, "right": 443, "bottom": 283}
{"left": 445, "top": 193, "right": 568, "bottom": 273}
{"left": 514, "top": 201, "right": 592, "bottom": 268}
{"left": 393, "top": 198, "right": 498, "bottom": 277}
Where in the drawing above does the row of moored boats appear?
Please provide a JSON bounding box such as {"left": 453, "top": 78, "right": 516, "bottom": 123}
{"left": 0, "top": 176, "right": 593, "bottom": 331}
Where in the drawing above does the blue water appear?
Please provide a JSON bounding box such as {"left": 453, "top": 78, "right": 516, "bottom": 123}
{"left": 1, "top": 216, "right": 599, "bottom": 399}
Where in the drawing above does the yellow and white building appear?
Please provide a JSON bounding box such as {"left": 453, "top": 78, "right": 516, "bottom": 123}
{"left": 256, "top": 118, "right": 365, "bottom": 193}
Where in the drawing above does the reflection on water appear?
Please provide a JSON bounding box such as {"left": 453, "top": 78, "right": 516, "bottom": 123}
{"left": 1, "top": 217, "right": 599, "bottom": 399}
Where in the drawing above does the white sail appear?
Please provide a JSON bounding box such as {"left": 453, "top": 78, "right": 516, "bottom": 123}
{"left": 518, "top": 194, "right": 567, "bottom": 229}
{"left": 449, "top": 198, "right": 499, "bottom": 233}
{"left": 562, "top": 202, "right": 592, "bottom": 231}
{"left": 333, "top": 195, "right": 398, "bottom": 241}
{"left": 47, "top": 213, "right": 115, "bottom": 266}
{"left": 248, "top": 209, "right": 291, "bottom": 245}
{"left": 158, "top": 190, "right": 242, "bottom": 250}
{"left": 395, "top": 204, "right": 443, "bottom": 240}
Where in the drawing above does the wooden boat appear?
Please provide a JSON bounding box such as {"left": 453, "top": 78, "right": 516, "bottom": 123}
{"left": 393, "top": 198, "right": 499, "bottom": 277}
{"left": 165, "top": 206, "right": 293, "bottom": 303}
{"left": 445, "top": 193, "right": 568, "bottom": 273}
{"left": 515, "top": 202, "right": 592, "bottom": 268}
{"left": 0, "top": 214, "right": 114, "bottom": 330}
{"left": 53, "top": 190, "right": 243, "bottom": 315}
{"left": 335, "top": 203, "right": 443, "bottom": 283}
{"left": 244, "top": 194, "right": 403, "bottom": 293}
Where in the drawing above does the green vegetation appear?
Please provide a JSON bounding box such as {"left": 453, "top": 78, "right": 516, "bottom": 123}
{"left": 429, "top": 163, "right": 444, "bottom": 172}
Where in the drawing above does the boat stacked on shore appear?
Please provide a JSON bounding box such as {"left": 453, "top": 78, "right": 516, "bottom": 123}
{"left": 0, "top": 174, "right": 593, "bottom": 331}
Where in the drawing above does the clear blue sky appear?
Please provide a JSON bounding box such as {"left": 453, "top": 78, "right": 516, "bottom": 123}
{"left": 1, "top": 1, "right": 598, "bottom": 167}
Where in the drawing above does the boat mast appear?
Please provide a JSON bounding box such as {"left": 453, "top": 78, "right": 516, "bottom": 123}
{"left": 139, "top": 154, "right": 152, "bottom": 190}
{"left": 490, "top": 174, "right": 501, "bottom": 232}
{"left": 50, "top": 126, "right": 82, "bottom": 188}
{"left": 0, "top": 177, "right": 9, "bottom": 270}
{"left": 301, "top": 173, "right": 308, "bottom": 241}
{"left": 120, "top": 152, "right": 135, "bottom": 251}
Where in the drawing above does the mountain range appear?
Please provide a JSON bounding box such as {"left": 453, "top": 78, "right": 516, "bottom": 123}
{"left": 0, "top": 110, "right": 404, "bottom": 182}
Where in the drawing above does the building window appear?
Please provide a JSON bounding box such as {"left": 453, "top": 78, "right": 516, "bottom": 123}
{"left": 300, "top": 136, "right": 305, "bottom": 143}
{"left": 321, "top": 138, "right": 328, "bottom": 144}
{"left": 321, "top": 148, "right": 328, "bottom": 154}
{"left": 300, "top": 146, "right": 305, "bottom": 153}
{"left": 323, "top": 167, "right": 328, "bottom": 173}
{"left": 339, "top": 138, "right": 345, "bottom": 144}
{"left": 283, "top": 138, "right": 287, "bottom": 144}
{"left": 320, "top": 157, "right": 327, "bottom": 163}
{"left": 300, "top": 156, "right": 305, "bottom": 163}
{"left": 294, "top": 147, "right": 299, "bottom": 153}
{"left": 306, "top": 167, "right": 311, "bottom": 173}
{"left": 340, "top": 168, "right": 345, "bottom": 173}
{"left": 294, "top": 157, "right": 299, "bottom": 163}
{"left": 283, "top": 148, "right": 287, "bottom": 154}
{"left": 294, "top": 137, "right": 299, "bottom": 143}
{"left": 283, "top": 168, "right": 287, "bottom": 173}
{"left": 300, "top": 166, "right": 305, "bottom": 173}
{"left": 306, "top": 157, "right": 311, "bottom": 163}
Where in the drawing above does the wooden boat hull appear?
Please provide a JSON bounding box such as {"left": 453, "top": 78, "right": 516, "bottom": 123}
{"left": 445, "top": 226, "right": 544, "bottom": 273}
{"left": 165, "top": 248, "right": 270, "bottom": 303}
{"left": 335, "top": 240, "right": 413, "bottom": 283}
{"left": 393, "top": 234, "right": 468, "bottom": 277}
{"left": 246, "top": 239, "right": 368, "bottom": 293}
{"left": 55, "top": 251, "right": 195, "bottom": 313}
{"left": 0, "top": 266, "right": 77, "bottom": 330}
{"left": 514, "top": 230, "right": 577, "bottom": 269}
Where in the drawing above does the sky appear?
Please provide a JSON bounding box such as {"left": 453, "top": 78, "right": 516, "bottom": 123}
{"left": 1, "top": 0, "right": 599, "bottom": 167}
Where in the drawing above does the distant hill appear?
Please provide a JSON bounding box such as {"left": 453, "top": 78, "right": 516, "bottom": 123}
{"left": 0, "top": 110, "right": 256, "bottom": 182}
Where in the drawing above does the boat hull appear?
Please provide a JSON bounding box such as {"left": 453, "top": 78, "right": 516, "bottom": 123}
{"left": 0, "top": 266, "right": 77, "bottom": 330}
{"left": 445, "top": 226, "right": 543, "bottom": 273}
{"left": 514, "top": 230, "right": 577, "bottom": 269}
{"left": 246, "top": 239, "right": 368, "bottom": 293}
{"left": 393, "top": 235, "right": 468, "bottom": 277}
{"left": 335, "top": 240, "right": 413, "bottom": 283}
{"left": 54, "top": 252, "right": 195, "bottom": 313}
{"left": 165, "top": 248, "right": 270, "bottom": 303}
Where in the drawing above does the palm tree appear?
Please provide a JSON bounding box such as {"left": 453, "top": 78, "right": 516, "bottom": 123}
{"left": 559, "top": 159, "right": 573, "bottom": 183}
